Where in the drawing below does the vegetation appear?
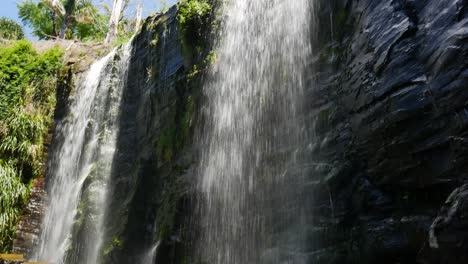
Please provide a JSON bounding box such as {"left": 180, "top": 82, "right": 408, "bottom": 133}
{"left": 0, "top": 18, "right": 25, "bottom": 40}
{"left": 0, "top": 162, "right": 29, "bottom": 251}
{"left": 0, "top": 40, "right": 63, "bottom": 251}
{"left": 177, "top": 0, "right": 213, "bottom": 58}
{"left": 102, "top": 236, "right": 123, "bottom": 257}
{"left": 18, "top": 0, "right": 108, "bottom": 40}
{"left": 17, "top": 0, "right": 138, "bottom": 42}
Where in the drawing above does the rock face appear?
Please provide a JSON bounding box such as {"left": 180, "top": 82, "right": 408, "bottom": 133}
{"left": 12, "top": 178, "right": 46, "bottom": 258}
{"left": 97, "top": 6, "right": 211, "bottom": 264}
{"left": 425, "top": 184, "right": 468, "bottom": 263}
{"left": 305, "top": 0, "right": 468, "bottom": 263}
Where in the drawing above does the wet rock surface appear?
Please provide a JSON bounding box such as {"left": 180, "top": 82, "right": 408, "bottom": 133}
{"left": 422, "top": 184, "right": 468, "bottom": 263}
{"left": 307, "top": 0, "right": 468, "bottom": 263}
{"left": 98, "top": 6, "right": 205, "bottom": 264}
{"left": 12, "top": 178, "right": 46, "bottom": 258}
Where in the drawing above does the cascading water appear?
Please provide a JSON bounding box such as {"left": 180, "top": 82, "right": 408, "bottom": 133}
{"left": 196, "top": 0, "right": 313, "bottom": 263}
{"left": 142, "top": 241, "right": 160, "bottom": 264}
{"left": 33, "top": 41, "right": 133, "bottom": 264}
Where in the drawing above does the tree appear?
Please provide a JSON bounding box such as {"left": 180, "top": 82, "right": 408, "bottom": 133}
{"left": 0, "top": 18, "right": 25, "bottom": 40}
{"left": 18, "top": 0, "right": 59, "bottom": 38}
{"left": 105, "top": 0, "right": 124, "bottom": 43}
{"left": 18, "top": 0, "right": 108, "bottom": 40}
{"left": 135, "top": 1, "right": 143, "bottom": 33}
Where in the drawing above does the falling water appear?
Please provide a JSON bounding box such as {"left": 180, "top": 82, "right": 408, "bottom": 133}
{"left": 197, "top": 0, "right": 313, "bottom": 263}
{"left": 33, "top": 41, "right": 133, "bottom": 264}
{"left": 142, "top": 241, "right": 160, "bottom": 264}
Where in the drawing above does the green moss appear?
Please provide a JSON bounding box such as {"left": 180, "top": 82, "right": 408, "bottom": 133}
{"left": 336, "top": 8, "right": 347, "bottom": 29}
{"left": 334, "top": 7, "right": 352, "bottom": 42}
{"left": 187, "top": 64, "right": 199, "bottom": 80}
{"left": 316, "top": 108, "right": 332, "bottom": 133}
{"left": 103, "top": 236, "right": 124, "bottom": 256}
{"left": 156, "top": 92, "right": 196, "bottom": 163}
{"left": 203, "top": 51, "right": 216, "bottom": 66}
{"left": 177, "top": 0, "right": 213, "bottom": 60}
{"left": 157, "top": 127, "right": 175, "bottom": 162}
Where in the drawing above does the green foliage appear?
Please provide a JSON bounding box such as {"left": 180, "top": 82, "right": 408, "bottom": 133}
{"left": 18, "top": 0, "right": 58, "bottom": 39}
{"left": 0, "top": 40, "right": 62, "bottom": 251}
{"left": 74, "top": 4, "right": 108, "bottom": 41}
{"left": 0, "top": 161, "right": 29, "bottom": 252}
{"left": 178, "top": 0, "right": 212, "bottom": 31}
{"left": 177, "top": 0, "right": 212, "bottom": 55}
{"left": 103, "top": 236, "right": 123, "bottom": 256}
{"left": 112, "top": 32, "right": 133, "bottom": 47}
{"left": 1, "top": 109, "right": 45, "bottom": 169}
{"left": 17, "top": 0, "right": 108, "bottom": 40}
{"left": 0, "top": 41, "right": 62, "bottom": 118}
{"left": 0, "top": 18, "right": 24, "bottom": 40}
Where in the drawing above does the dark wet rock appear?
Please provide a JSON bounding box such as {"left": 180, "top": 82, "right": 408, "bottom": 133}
{"left": 419, "top": 184, "right": 468, "bottom": 263}
{"left": 97, "top": 6, "right": 212, "bottom": 264}
{"left": 305, "top": 0, "right": 468, "bottom": 263}
{"left": 12, "top": 178, "right": 46, "bottom": 258}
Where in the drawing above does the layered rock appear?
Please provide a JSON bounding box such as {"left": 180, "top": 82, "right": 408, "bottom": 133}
{"left": 306, "top": 0, "right": 468, "bottom": 263}
{"left": 423, "top": 184, "right": 468, "bottom": 263}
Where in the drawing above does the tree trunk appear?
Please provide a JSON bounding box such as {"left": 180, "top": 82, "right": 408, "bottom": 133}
{"left": 135, "top": 2, "right": 143, "bottom": 33}
{"left": 59, "top": 15, "right": 70, "bottom": 39}
{"left": 52, "top": 13, "right": 57, "bottom": 37}
{"left": 105, "top": 0, "right": 124, "bottom": 44}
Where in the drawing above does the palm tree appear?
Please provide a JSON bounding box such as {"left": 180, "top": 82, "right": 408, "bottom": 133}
{"left": 40, "top": 0, "right": 95, "bottom": 39}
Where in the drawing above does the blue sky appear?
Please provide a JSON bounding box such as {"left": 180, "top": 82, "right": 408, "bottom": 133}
{"left": 0, "top": 0, "right": 177, "bottom": 39}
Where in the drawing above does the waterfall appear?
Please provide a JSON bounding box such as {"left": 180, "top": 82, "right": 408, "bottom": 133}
{"left": 142, "top": 241, "right": 160, "bottom": 264}
{"left": 33, "top": 40, "right": 133, "bottom": 264}
{"left": 197, "top": 0, "right": 313, "bottom": 263}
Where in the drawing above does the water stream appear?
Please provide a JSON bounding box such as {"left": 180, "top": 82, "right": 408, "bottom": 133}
{"left": 196, "top": 0, "right": 313, "bottom": 263}
{"left": 33, "top": 41, "right": 133, "bottom": 264}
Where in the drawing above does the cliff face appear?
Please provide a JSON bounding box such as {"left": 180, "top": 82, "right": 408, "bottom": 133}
{"left": 307, "top": 0, "right": 468, "bottom": 263}
{"left": 119, "top": 1, "right": 468, "bottom": 262}
{"left": 97, "top": 6, "right": 210, "bottom": 264}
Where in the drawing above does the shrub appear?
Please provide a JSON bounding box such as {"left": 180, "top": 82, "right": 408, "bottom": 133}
{"left": 177, "top": 0, "right": 212, "bottom": 51}
{"left": 0, "top": 161, "right": 29, "bottom": 252}
{"left": 0, "top": 40, "right": 62, "bottom": 251}
{"left": 0, "top": 18, "right": 24, "bottom": 40}
{"left": 0, "top": 40, "right": 62, "bottom": 119}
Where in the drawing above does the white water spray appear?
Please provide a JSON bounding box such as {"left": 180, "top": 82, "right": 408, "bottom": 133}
{"left": 33, "top": 41, "right": 133, "bottom": 264}
{"left": 197, "top": 0, "right": 313, "bottom": 263}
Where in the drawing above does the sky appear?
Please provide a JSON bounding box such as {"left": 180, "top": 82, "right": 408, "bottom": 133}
{"left": 0, "top": 0, "right": 178, "bottom": 39}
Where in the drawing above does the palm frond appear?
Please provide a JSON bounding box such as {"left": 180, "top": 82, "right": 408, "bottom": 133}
{"left": 40, "top": 0, "right": 65, "bottom": 16}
